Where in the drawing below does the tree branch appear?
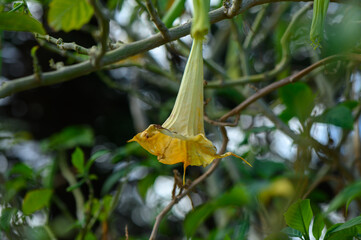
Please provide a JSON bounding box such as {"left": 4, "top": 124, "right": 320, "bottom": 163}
{"left": 0, "top": 0, "right": 354, "bottom": 99}
{"left": 226, "top": 0, "right": 243, "bottom": 17}
{"left": 34, "top": 34, "right": 90, "bottom": 55}
{"left": 144, "top": 0, "right": 170, "bottom": 40}
{"left": 149, "top": 126, "right": 229, "bottom": 240}
{"left": 219, "top": 53, "right": 361, "bottom": 121}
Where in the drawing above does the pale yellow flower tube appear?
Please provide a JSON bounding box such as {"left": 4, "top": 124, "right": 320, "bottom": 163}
{"left": 129, "top": 0, "right": 250, "bottom": 184}
{"left": 129, "top": 39, "right": 250, "bottom": 184}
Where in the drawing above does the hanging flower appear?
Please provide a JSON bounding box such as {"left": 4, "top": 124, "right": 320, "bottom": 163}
{"left": 129, "top": 0, "right": 250, "bottom": 184}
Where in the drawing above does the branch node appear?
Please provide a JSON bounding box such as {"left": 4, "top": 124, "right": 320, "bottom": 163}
{"left": 225, "top": 0, "right": 242, "bottom": 17}
{"left": 31, "top": 46, "right": 42, "bottom": 82}
{"left": 145, "top": 0, "right": 170, "bottom": 40}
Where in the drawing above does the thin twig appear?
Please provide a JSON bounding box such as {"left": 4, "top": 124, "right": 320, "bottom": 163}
{"left": 88, "top": 0, "right": 110, "bottom": 67}
{"left": 208, "top": 2, "right": 312, "bottom": 88}
{"left": 219, "top": 53, "right": 361, "bottom": 121}
{"left": 0, "top": 0, "right": 356, "bottom": 98}
{"left": 145, "top": 0, "right": 170, "bottom": 40}
{"left": 243, "top": 4, "right": 269, "bottom": 49}
{"left": 149, "top": 126, "right": 229, "bottom": 240}
{"left": 34, "top": 34, "right": 90, "bottom": 55}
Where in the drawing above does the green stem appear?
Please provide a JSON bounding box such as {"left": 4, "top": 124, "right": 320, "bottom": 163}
{"left": 43, "top": 225, "right": 57, "bottom": 240}
{"left": 8, "top": 3, "right": 24, "bottom": 12}
{"left": 58, "top": 151, "right": 85, "bottom": 221}
{"left": 79, "top": 178, "right": 94, "bottom": 240}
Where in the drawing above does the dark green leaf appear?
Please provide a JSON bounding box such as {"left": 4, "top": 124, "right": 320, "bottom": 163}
{"left": 48, "top": 0, "right": 94, "bottom": 32}
{"left": 325, "top": 216, "right": 361, "bottom": 240}
{"left": 112, "top": 142, "right": 148, "bottom": 163}
{"left": 0, "top": 12, "right": 45, "bottom": 34}
{"left": 137, "top": 173, "right": 157, "bottom": 200}
{"left": 99, "top": 195, "right": 113, "bottom": 221}
{"left": 215, "top": 185, "right": 249, "bottom": 207}
{"left": 184, "top": 203, "right": 215, "bottom": 237}
{"left": 326, "top": 180, "right": 361, "bottom": 214}
{"left": 76, "top": 232, "right": 97, "bottom": 240}
{"left": 281, "top": 227, "right": 303, "bottom": 237}
{"left": 314, "top": 105, "right": 353, "bottom": 130}
{"left": 340, "top": 100, "right": 359, "bottom": 110}
{"left": 184, "top": 185, "right": 249, "bottom": 237}
{"left": 284, "top": 199, "right": 313, "bottom": 236}
{"left": 44, "top": 125, "right": 94, "bottom": 150}
{"left": 9, "top": 163, "right": 33, "bottom": 179}
{"left": 253, "top": 160, "right": 286, "bottom": 179}
{"left": 0, "top": 208, "right": 17, "bottom": 232}
{"left": 279, "top": 108, "right": 294, "bottom": 123}
{"left": 279, "top": 83, "right": 314, "bottom": 122}
{"left": 5, "top": 178, "right": 27, "bottom": 201}
{"left": 264, "top": 232, "right": 289, "bottom": 240}
{"left": 312, "top": 214, "right": 325, "bottom": 240}
{"left": 101, "top": 163, "right": 134, "bottom": 195}
{"left": 72, "top": 147, "right": 85, "bottom": 174}
{"left": 66, "top": 179, "right": 86, "bottom": 191}
{"left": 107, "top": 0, "right": 124, "bottom": 10}
{"left": 22, "top": 189, "right": 53, "bottom": 215}
{"left": 23, "top": 226, "right": 49, "bottom": 240}
{"left": 85, "top": 149, "right": 110, "bottom": 172}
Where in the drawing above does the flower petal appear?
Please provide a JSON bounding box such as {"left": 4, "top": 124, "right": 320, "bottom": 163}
{"left": 129, "top": 124, "right": 251, "bottom": 184}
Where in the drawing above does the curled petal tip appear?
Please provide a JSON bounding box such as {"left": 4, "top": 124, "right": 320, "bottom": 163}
{"left": 221, "top": 152, "right": 252, "bottom": 167}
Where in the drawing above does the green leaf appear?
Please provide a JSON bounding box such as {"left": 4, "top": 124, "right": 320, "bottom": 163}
{"left": 281, "top": 227, "right": 303, "bottom": 238}
{"left": 314, "top": 105, "right": 353, "bottom": 130}
{"left": 76, "top": 232, "right": 97, "bottom": 240}
{"left": 325, "top": 216, "right": 361, "bottom": 240}
{"left": 264, "top": 232, "right": 289, "bottom": 240}
{"left": 215, "top": 185, "right": 249, "bottom": 207}
{"left": 0, "top": 208, "right": 17, "bottom": 232}
{"left": 284, "top": 199, "right": 313, "bottom": 237}
{"left": 23, "top": 226, "right": 49, "bottom": 240}
{"left": 72, "top": 147, "right": 85, "bottom": 174}
{"left": 0, "top": 12, "right": 45, "bottom": 34}
{"left": 312, "top": 214, "right": 325, "bottom": 240}
{"left": 43, "top": 125, "right": 94, "bottom": 150}
{"left": 85, "top": 149, "right": 110, "bottom": 172}
{"left": 184, "top": 185, "right": 249, "bottom": 238}
{"left": 279, "top": 108, "right": 294, "bottom": 123}
{"left": 22, "top": 189, "right": 53, "bottom": 215}
{"left": 137, "top": 173, "right": 157, "bottom": 200}
{"left": 48, "top": 0, "right": 94, "bottom": 32}
{"left": 9, "top": 163, "right": 34, "bottom": 179}
{"left": 100, "top": 163, "right": 135, "bottom": 195}
{"left": 98, "top": 195, "right": 113, "bottom": 221}
{"left": 66, "top": 179, "right": 86, "bottom": 191}
{"left": 279, "top": 83, "right": 314, "bottom": 123}
{"left": 107, "top": 0, "right": 124, "bottom": 10}
{"left": 326, "top": 180, "right": 361, "bottom": 214}
{"left": 184, "top": 203, "right": 215, "bottom": 238}
{"left": 340, "top": 100, "right": 359, "bottom": 110}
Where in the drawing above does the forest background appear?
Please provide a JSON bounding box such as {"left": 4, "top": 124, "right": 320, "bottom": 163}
{"left": 0, "top": 0, "right": 361, "bottom": 239}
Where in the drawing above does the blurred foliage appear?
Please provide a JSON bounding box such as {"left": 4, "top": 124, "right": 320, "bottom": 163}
{"left": 0, "top": 0, "right": 361, "bottom": 239}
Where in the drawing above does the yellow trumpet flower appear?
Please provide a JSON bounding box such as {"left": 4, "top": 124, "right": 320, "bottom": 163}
{"left": 129, "top": 0, "right": 250, "bottom": 184}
